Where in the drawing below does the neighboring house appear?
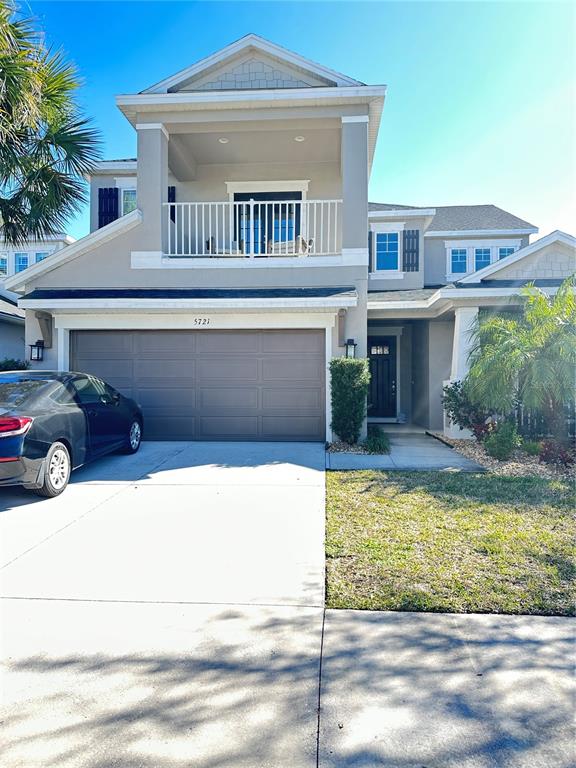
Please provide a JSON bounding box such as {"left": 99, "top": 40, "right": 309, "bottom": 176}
{"left": 5, "top": 34, "right": 576, "bottom": 441}
{"left": 0, "top": 234, "right": 74, "bottom": 361}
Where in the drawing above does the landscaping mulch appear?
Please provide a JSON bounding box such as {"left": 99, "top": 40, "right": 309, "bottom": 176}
{"left": 435, "top": 434, "right": 575, "bottom": 481}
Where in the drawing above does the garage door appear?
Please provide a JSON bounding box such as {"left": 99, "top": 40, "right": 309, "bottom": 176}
{"left": 70, "top": 329, "right": 325, "bottom": 441}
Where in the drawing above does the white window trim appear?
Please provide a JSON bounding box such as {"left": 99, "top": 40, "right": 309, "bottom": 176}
{"left": 14, "top": 252, "right": 29, "bottom": 274}
{"left": 121, "top": 188, "right": 138, "bottom": 216}
{"left": 445, "top": 239, "right": 521, "bottom": 281}
{"left": 0, "top": 252, "right": 8, "bottom": 277}
{"left": 114, "top": 176, "right": 138, "bottom": 190}
{"left": 370, "top": 224, "right": 404, "bottom": 276}
{"left": 225, "top": 180, "right": 310, "bottom": 201}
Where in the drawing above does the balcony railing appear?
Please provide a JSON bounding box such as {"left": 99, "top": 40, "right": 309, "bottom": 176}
{"left": 164, "top": 199, "right": 342, "bottom": 258}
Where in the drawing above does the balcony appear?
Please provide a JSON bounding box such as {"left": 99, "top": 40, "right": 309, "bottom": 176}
{"left": 164, "top": 199, "right": 342, "bottom": 258}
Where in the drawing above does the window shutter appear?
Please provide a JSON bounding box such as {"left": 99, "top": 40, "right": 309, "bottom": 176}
{"left": 402, "top": 229, "right": 419, "bottom": 272}
{"left": 168, "top": 185, "right": 176, "bottom": 223}
{"left": 368, "top": 230, "right": 373, "bottom": 272}
{"left": 98, "top": 188, "right": 119, "bottom": 228}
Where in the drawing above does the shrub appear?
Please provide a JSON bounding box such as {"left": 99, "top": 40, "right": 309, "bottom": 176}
{"left": 330, "top": 357, "right": 370, "bottom": 444}
{"left": 363, "top": 427, "right": 390, "bottom": 454}
{"left": 0, "top": 358, "right": 28, "bottom": 371}
{"left": 442, "top": 380, "right": 491, "bottom": 440}
{"left": 521, "top": 440, "right": 542, "bottom": 456}
{"left": 484, "top": 422, "right": 520, "bottom": 461}
{"left": 539, "top": 440, "right": 575, "bottom": 468}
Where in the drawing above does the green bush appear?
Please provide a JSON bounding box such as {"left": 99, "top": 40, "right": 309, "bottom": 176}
{"left": 363, "top": 427, "right": 391, "bottom": 454}
{"left": 330, "top": 357, "right": 370, "bottom": 444}
{"left": 0, "top": 358, "right": 28, "bottom": 371}
{"left": 442, "top": 380, "right": 492, "bottom": 440}
{"left": 484, "top": 422, "right": 520, "bottom": 461}
{"left": 521, "top": 440, "right": 542, "bottom": 456}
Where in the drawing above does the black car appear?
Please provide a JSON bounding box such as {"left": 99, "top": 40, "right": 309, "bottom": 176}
{"left": 0, "top": 371, "right": 143, "bottom": 497}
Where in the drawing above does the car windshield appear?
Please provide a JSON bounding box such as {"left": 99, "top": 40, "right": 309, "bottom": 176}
{"left": 0, "top": 375, "right": 55, "bottom": 407}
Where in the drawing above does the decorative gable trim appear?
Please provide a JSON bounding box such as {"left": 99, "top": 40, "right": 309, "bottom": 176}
{"left": 458, "top": 230, "right": 576, "bottom": 283}
{"left": 142, "top": 34, "right": 363, "bottom": 94}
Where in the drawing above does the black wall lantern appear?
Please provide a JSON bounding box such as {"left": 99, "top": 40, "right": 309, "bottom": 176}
{"left": 29, "top": 340, "right": 44, "bottom": 362}
{"left": 345, "top": 338, "right": 357, "bottom": 358}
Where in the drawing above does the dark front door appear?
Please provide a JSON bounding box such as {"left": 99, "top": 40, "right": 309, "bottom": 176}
{"left": 368, "top": 336, "right": 397, "bottom": 418}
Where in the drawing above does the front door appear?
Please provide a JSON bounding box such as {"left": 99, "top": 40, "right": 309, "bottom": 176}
{"left": 234, "top": 191, "right": 301, "bottom": 255}
{"left": 368, "top": 336, "right": 397, "bottom": 418}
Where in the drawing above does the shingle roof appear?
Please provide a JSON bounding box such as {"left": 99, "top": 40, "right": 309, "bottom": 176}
{"left": 368, "top": 202, "right": 537, "bottom": 231}
{"left": 23, "top": 287, "right": 357, "bottom": 301}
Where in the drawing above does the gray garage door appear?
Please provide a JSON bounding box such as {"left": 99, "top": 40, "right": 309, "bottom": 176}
{"left": 70, "top": 329, "right": 325, "bottom": 441}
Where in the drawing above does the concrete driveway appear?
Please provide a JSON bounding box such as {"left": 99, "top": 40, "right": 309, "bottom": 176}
{"left": 1, "top": 442, "right": 573, "bottom": 768}
{"left": 0, "top": 442, "right": 326, "bottom": 768}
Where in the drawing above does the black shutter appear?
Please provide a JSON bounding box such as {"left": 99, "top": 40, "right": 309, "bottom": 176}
{"left": 368, "top": 230, "right": 373, "bottom": 272}
{"left": 168, "top": 185, "right": 176, "bottom": 223}
{"left": 403, "top": 229, "right": 419, "bottom": 272}
{"left": 98, "top": 187, "right": 119, "bottom": 228}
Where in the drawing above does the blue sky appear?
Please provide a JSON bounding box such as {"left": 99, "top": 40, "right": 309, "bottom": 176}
{"left": 28, "top": 0, "right": 575, "bottom": 240}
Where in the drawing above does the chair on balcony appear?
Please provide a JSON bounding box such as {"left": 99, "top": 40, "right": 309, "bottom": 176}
{"left": 267, "top": 235, "right": 313, "bottom": 257}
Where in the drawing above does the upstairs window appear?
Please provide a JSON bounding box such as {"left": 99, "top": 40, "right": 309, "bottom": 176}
{"left": 475, "top": 248, "right": 491, "bottom": 271}
{"left": 121, "top": 189, "right": 137, "bottom": 216}
{"left": 0, "top": 255, "right": 7, "bottom": 276}
{"left": 499, "top": 246, "right": 515, "bottom": 260}
{"left": 15, "top": 253, "right": 28, "bottom": 273}
{"left": 375, "top": 232, "right": 399, "bottom": 271}
{"left": 450, "top": 248, "right": 467, "bottom": 273}
{"left": 35, "top": 252, "right": 50, "bottom": 263}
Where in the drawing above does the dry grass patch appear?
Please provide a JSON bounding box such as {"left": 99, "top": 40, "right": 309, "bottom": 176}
{"left": 326, "top": 471, "right": 575, "bottom": 615}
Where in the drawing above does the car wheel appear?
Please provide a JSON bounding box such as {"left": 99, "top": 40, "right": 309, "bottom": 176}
{"left": 121, "top": 419, "right": 142, "bottom": 454}
{"left": 35, "top": 442, "right": 71, "bottom": 498}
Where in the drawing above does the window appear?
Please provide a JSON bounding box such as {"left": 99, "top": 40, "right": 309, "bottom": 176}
{"left": 122, "top": 188, "right": 137, "bottom": 215}
{"left": 499, "top": 247, "right": 515, "bottom": 260}
{"left": 475, "top": 248, "right": 491, "bottom": 271}
{"left": 451, "top": 248, "right": 468, "bottom": 274}
{"left": 0, "top": 255, "right": 7, "bottom": 276}
{"left": 14, "top": 253, "right": 28, "bottom": 273}
{"left": 375, "top": 232, "right": 399, "bottom": 271}
{"left": 35, "top": 252, "right": 50, "bottom": 263}
{"left": 71, "top": 375, "right": 108, "bottom": 404}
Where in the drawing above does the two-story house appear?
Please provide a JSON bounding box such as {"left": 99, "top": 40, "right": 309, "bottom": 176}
{"left": 6, "top": 35, "right": 575, "bottom": 441}
{"left": 1, "top": 234, "right": 74, "bottom": 361}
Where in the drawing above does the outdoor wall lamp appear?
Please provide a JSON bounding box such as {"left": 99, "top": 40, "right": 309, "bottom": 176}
{"left": 29, "top": 340, "right": 44, "bottom": 362}
{"left": 345, "top": 338, "right": 357, "bottom": 358}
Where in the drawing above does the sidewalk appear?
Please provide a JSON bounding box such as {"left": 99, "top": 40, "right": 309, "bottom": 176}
{"left": 327, "top": 432, "right": 483, "bottom": 471}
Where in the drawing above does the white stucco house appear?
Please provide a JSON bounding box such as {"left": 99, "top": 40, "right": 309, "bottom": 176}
{"left": 5, "top": 35, "right": 575, "bottom": 440}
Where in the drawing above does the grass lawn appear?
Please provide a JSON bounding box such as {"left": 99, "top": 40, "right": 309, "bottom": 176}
{"left": 326, "top": 471, "right": 575, "bottom": 615}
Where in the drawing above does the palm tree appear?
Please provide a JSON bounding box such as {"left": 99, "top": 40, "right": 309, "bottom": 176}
{"left": 0, "top": 1, "right": 100, "bottom": 244}
{"left": 466, "top": 276, "right": 576, "bottom": 440}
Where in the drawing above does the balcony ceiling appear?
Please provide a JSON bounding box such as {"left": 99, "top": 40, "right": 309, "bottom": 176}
{"left": 168, "top": 126, "right": 340, "bottom": 178}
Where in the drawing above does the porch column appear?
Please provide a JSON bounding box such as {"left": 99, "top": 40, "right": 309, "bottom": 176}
{"left": 450, "top": 306, "right": 479, "bottom": 380}
{"left": 136, "top": 123, "right": 169, "bottom": 252}
{"left": 444, "top": 306, "right": 479, "bottom": 439}
{"left": 341, "top": 116, "right": 369, "bottom": 254}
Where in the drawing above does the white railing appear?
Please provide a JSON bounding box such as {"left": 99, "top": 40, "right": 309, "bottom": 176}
{"left": 163, "top": 199, "right": 342, "bottom": 258}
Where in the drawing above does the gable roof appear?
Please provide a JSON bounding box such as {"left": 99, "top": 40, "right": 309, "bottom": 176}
{"left": 4, "top": 210, "right": 142, "bottom": 294}
{"left": 368, "top": 202, "right": 538, "bottom": 234}
{"left": 458, "top": 230, "right": 576, "bottom": 283}
{"left": 142, "top": 34, "right": 364, "bottom": 95}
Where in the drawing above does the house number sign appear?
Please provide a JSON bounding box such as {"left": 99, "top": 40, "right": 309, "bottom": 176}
{"left": 193, "top": 318, "right": 211, "bottom": 326}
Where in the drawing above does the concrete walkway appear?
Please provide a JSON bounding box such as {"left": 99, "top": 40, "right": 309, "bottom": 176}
{"left": 327, "top": 431, "right": 484, "bottom": 471}
{"left": 0, "top": 442, "right": 326, "bottom": 768}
